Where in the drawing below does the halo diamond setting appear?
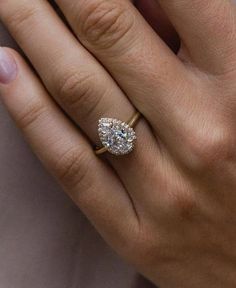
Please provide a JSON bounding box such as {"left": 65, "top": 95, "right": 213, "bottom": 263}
{"left": 98, "top": 118, "right": 136, "bottom": 155}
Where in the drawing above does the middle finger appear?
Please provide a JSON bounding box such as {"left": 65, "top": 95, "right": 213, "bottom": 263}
{"left": 55, "top": 0, "right": 193, "bottom": 153}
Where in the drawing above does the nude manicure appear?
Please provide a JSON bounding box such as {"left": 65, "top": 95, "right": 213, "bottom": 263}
{"left": 0, "top": 47, "right": 17, "bottom": 84}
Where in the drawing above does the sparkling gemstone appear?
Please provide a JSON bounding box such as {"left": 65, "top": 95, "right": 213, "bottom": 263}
{"left": 98, "top": 118, "right": 136, "bottom": 155}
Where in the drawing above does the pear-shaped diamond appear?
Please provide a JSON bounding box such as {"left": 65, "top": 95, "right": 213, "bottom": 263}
{"left": 98, "top": 118, "right": 136, "bottom": 155}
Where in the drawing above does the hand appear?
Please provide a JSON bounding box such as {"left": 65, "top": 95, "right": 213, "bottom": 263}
{"left": 0, "top": 1, "right": 236, "bottom": 287}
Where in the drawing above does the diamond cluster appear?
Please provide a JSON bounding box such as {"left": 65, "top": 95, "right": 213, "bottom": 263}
{"left": 98, "top": 118, "right": 136, "bottom": 155}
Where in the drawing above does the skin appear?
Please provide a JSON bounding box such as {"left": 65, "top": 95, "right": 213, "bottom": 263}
{"left": 0, "top": 0, "right": 236, "bottom": 287}
{"left": 135, "top": 0, "right": 180, "bottom": 52}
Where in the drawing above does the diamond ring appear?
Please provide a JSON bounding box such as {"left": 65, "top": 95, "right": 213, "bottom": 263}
{"left": 95, "top": 112, "right": 141, "bottom": 156}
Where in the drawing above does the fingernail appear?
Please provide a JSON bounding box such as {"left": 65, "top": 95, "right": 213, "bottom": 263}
{"left": 0, "top": 47, "right": 17, "bottom": 84}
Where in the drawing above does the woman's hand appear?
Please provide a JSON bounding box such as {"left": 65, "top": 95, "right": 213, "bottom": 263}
{"left": 0, "top": 1, "right": 236, "bottom": 287}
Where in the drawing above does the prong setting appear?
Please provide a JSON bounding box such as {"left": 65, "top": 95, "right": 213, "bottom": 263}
{"left": 98, "top": 118, "right": 137, "bottom": 155}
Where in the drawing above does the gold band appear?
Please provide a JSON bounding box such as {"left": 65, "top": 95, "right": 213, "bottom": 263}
{"left": 95, "top": 111, "right": 141, "bottom": 155}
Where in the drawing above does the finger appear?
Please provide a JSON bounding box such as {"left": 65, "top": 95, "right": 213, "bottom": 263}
{"left": 135, "top": 0, "right": 180, "bottom": 52}
{"left": 0, "top": 0, "right": 160, "bottom": 206}
{"left": 157, "top": 0, "right": 236, "bottom": 73}
{"left": 55, "top": 0, "right": 190, "bottom": 150}
{"left": 0, "top": 47, "right": 138, "bottom": 251}
{"left": 0, "top": 0, "right": 134, "bottom": 144}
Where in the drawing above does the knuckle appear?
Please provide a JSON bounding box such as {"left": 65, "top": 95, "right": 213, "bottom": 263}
{"left": 56, "top": 146, "right": 92, "bottom": 191}
{"left": 77, "top": 1, "right": 134, "bottom": 49}
{"left": 126, "top": 228, "right": 173, "bottom": 268}
{"left": 57, "top": 71, "right": 104, "bottom": 119}
{"left": 185, "top": 125, "right": 235, "bottom": 171}
{"left": 125, "top": 230, "right": 155, "bottom": 265}
{"left": 5, "top": 4, "right": 40, "bottom": 33}
{"left": 169, "top": 190, "right": 197, "bottom": 221}
{"left": 58, "top": 71, "right": 92, "bottom": 106}
{"left": 18, "top": 100, "right": 47, "bottom": 130}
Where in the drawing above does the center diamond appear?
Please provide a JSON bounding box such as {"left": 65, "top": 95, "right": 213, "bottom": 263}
{"left": 98, "top": 118, "right": 136, "bottom": 155}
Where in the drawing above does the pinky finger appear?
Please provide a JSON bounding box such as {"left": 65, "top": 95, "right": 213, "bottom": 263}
{"left": 0, "top": 47, "right": 138, "bottom": 252}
